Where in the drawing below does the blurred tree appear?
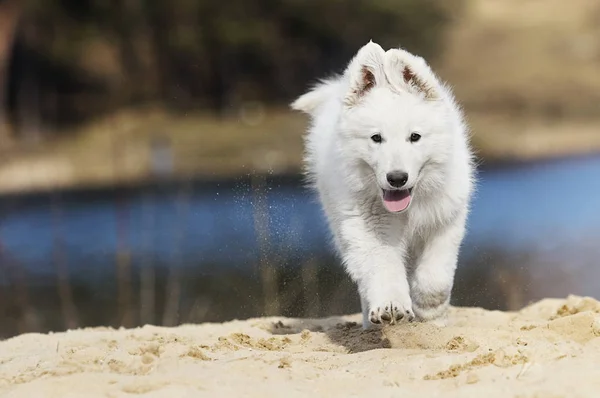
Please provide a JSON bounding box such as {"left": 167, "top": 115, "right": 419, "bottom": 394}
{"left": 5, "top": 0, "right": 459, "bottom": 131}
{"left": 0, "top": 0, "right": 21, "bottom": 146}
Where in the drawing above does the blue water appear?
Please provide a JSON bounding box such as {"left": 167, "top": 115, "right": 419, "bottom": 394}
{"left": 1, "top": 155, "right": 599, "bottom": 280}
{"left": 468, "top": 156, "right": 600, "bottom": 246}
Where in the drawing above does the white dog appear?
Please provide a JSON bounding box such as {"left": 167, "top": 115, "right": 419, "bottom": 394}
{"left": 291, "top": 41, "right": 475, "bottom": 329}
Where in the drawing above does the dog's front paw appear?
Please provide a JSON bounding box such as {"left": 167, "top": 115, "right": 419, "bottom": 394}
{"left": 369, "top": 300, "right": 415, "bottom": 325}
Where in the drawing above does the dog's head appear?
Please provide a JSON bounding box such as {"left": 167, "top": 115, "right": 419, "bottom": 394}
{"left": 292, "top": 41, "right": 465, "bottom": 213}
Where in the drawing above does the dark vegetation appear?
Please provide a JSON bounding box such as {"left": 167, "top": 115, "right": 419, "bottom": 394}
{"left": 4, "top": 0, "right": 459, "bottom": 134}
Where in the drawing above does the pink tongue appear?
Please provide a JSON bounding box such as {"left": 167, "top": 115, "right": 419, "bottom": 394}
{"left": 383, "top": 190, "right": 411, "bottom": 212}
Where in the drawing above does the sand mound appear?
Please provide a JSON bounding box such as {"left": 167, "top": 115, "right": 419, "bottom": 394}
{"left": 2, "top": 295, "right": 600, "bottom": 397}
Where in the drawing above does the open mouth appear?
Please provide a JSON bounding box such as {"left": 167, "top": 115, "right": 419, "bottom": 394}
{"left": 382, "top": 188, "right": 412, "bottom": 213}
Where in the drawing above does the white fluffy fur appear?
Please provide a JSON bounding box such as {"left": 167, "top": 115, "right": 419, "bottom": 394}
{"left": 291, "top": 41, "right": 475, "bottom": 329}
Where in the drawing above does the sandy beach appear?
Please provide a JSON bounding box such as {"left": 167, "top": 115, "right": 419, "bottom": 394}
{"left": 1, "top": 295, "right": 600, "bottom": 397}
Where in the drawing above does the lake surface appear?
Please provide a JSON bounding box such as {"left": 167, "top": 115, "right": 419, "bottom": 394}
{"left": 1, "top": 155, "right": 600, "bottom": 336}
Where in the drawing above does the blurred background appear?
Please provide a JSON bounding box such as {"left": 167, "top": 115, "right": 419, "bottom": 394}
{"left": 1, "top": 0, "right": 600, "bottom": 339}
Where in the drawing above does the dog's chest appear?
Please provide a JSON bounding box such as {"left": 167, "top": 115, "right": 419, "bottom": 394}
{"left": 374, "top": 212, "right": 432, "bottom": 257}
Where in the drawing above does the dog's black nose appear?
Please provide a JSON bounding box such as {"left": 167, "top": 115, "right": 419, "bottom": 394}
{"left": 386, "top": 171, "right": 409, "bottom": 188}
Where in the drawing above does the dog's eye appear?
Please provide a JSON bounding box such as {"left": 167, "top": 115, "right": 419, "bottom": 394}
{"left": 371, "top": 134, "right": 383, "bottom": 143}
{"left": 409, "top": 132, "right": 421, "bottom": 143}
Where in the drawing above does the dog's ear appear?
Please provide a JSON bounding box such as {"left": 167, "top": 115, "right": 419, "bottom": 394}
{"left": 343, "top": 41, "right": 386, "bottom": 107}
{"left": 384, "top": 49, "right": 441, "bottom": 100}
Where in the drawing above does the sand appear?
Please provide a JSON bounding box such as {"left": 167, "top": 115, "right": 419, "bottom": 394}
{"left": 1, "top": 295, "right": 600, "bottom": 397}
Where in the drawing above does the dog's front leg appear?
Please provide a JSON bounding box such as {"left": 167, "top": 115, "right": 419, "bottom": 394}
{"left": 409, "top": 212, "right": 468, "bottom": 324}
{"left": 339, "top": 216, "right": 414, "bottom": 329}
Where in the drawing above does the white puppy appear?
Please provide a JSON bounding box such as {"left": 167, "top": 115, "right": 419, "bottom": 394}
{"left": 291, "top": 41, "right": 475, "bottom": 329}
